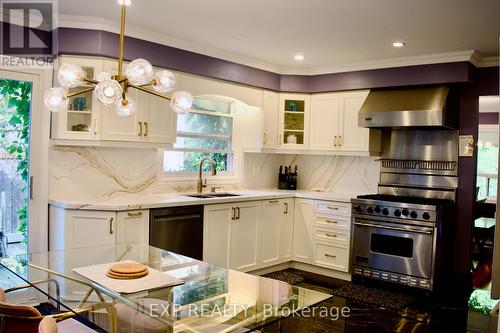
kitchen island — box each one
[1,243,332,332]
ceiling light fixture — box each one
[392,41,406,48]
[44,0,193,117]
[294,54,304,61]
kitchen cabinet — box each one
[51,56,103,142]
[203,203,234,267]
[278,94,310,149]
[310,90,380,154]
[261,199,284,266]
[100,60,177,144]
[116,210,149,244]
[279,198,295,262]
[49,206,116,250]
[262,91,279,149]
[229,201,262,272]
[293,199,314,263]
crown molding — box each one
[55,15,500,75]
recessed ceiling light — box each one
[392,41,406,48]
[294,54,304,61]
[232,34,246,39]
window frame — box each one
[159,95,242,184]
[476,124,499,202]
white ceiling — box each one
[58,0,500,73]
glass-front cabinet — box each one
[278,94,310,149]
[51,56,103,141]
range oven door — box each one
[352,218,435,279]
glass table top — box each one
[1,243,332,332]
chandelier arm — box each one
[82,78,99,85]
[67,86,95,98]
[129,84,172,101]
[117,4,127,78]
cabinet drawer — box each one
[313,227,349,244]
[315,201,350,216]
[313,242,349,271]
[314,214,350,230]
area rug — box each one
[333,283,414,310]
[264,271,305,285]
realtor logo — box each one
[1,1,57,56]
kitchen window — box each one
[163,97,234,175]
[477,124,499,201]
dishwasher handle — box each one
[153,214,202,222]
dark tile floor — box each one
[262,269,473,333]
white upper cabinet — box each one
[51,56,103,142]
[309,90,380,154]
[142,92,177,144]
[310,93,341,150]
[262,91,279,149]
[278,94,310,150]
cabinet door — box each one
[339,90,370,152]
[51,56,102,141]
[203,204,233,267]
[230,201,262,272]
[293,199,314,263]
[143,84,178,144]
[116,210,149,244]
[278,94,310,149]
[100,60,143,142]
[260,200,282,267]
[310,93,341,150]
[280,198,295,262]
[262,91,279,149]
[68,210,116,249]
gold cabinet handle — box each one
[284,202,288,214]
[269,200,279,204]
[326,219,338,224]
[327,206,339,210]
[109,217,114,234]
[334,136,338,147]
[324,254,336,258]
[279,134,282,144]
[263,133,267,144]
[127,211,143,217]
[144,122,148,137]
[93,119,98,135]
[138,122,143,136]
[326,233,337,238]
[236,207,240,220]
[339,136,343,146]
[231,207,236,220]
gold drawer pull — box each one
[326,233,337,237]
[269,200,279,204]
[324,254,336,258]
[326,219,338,224]
[138,122,143,136]
[127,211,143,217]
[327,206,339,210]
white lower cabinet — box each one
[261,199,294,266]
[116,210,149,244]
[230,201,262,271]
[203,203,234,267]
[313,242,349,271]
[293,199,314,263]
[279,198,294,262]
[49,206,149,250]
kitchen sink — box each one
[183,193,241,199]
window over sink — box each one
[163,96,234,175]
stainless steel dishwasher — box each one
[149,205,203,260]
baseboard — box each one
[249,261,352,282]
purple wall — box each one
[57,27,474,93]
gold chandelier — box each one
[44,0,193,117]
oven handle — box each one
[353,221,433,234]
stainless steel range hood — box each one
[358,86,456,129]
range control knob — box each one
[374,206,382,214]
[355,206,363,213]
[402,209,410,217]
[382,208,389,216]
[422,212,431,220]
[394,209,402,217]
[367,207,374,214]
[410,211,418,219]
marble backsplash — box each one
[49,146,379,200]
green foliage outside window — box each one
[476,145,498,199]
[0,79,31,243]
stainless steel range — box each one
[351,194,453,290]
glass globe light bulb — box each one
[94,72,112,82]
[94,79,123,105]
[170,91,193,114]
[57,63,86,88]
[44,87,68,112]
[114,96,136,118]
[152,70,176,93]
[125,58,154,85]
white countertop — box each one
[49,189,361,211]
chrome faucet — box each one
[197,158,217,194]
